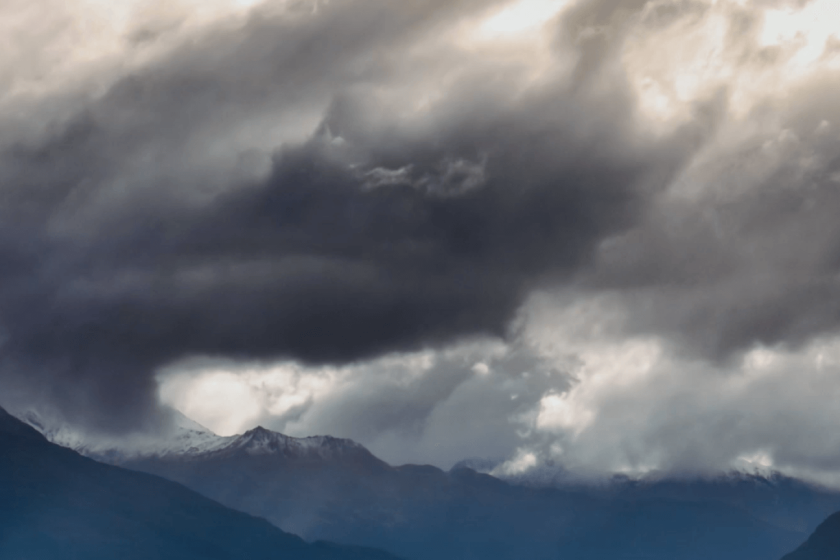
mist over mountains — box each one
[17,407,837,560]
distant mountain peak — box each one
[228,425,369,460]
[234,426,293,455]
[245,425,271,435]
[238,425,286,446]
[12,407,375,465]
[169,408,215,434]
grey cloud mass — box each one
[5,0,840,480]
[590,76,840,360]
[0,0,690,431]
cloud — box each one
[506,291,840,485]
[474,0,840,482]
[158,339,568,467]
[589,77,840,359]
[0,0,689,432]
[5,0,840,483]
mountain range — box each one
[17,408,833,560]
[0,406,399,560]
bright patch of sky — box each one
[479,0,569,37]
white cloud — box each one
[621,0,840,130]
[479,0,569,37]
[513,292,840,484]
[157,340,569,467]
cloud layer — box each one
[0,0,684,429]
[4,0,840,480]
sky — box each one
[3,0,840,484]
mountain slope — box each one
[17,407,236,459]
[97,424,804,560]
[781,511,840,560]
[0,407,398,560]
[488,463,840,536]
[606,472,840,536]
[16,410,811,560]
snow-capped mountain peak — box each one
[13,407,371,464]
[232,426,296,455]
[221,425,368,459]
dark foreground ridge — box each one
[0,407,399,560]
[782,511,840,560]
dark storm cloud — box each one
[0,0,691,430]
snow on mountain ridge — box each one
[228,425,367,458]
[14,408,368,463]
